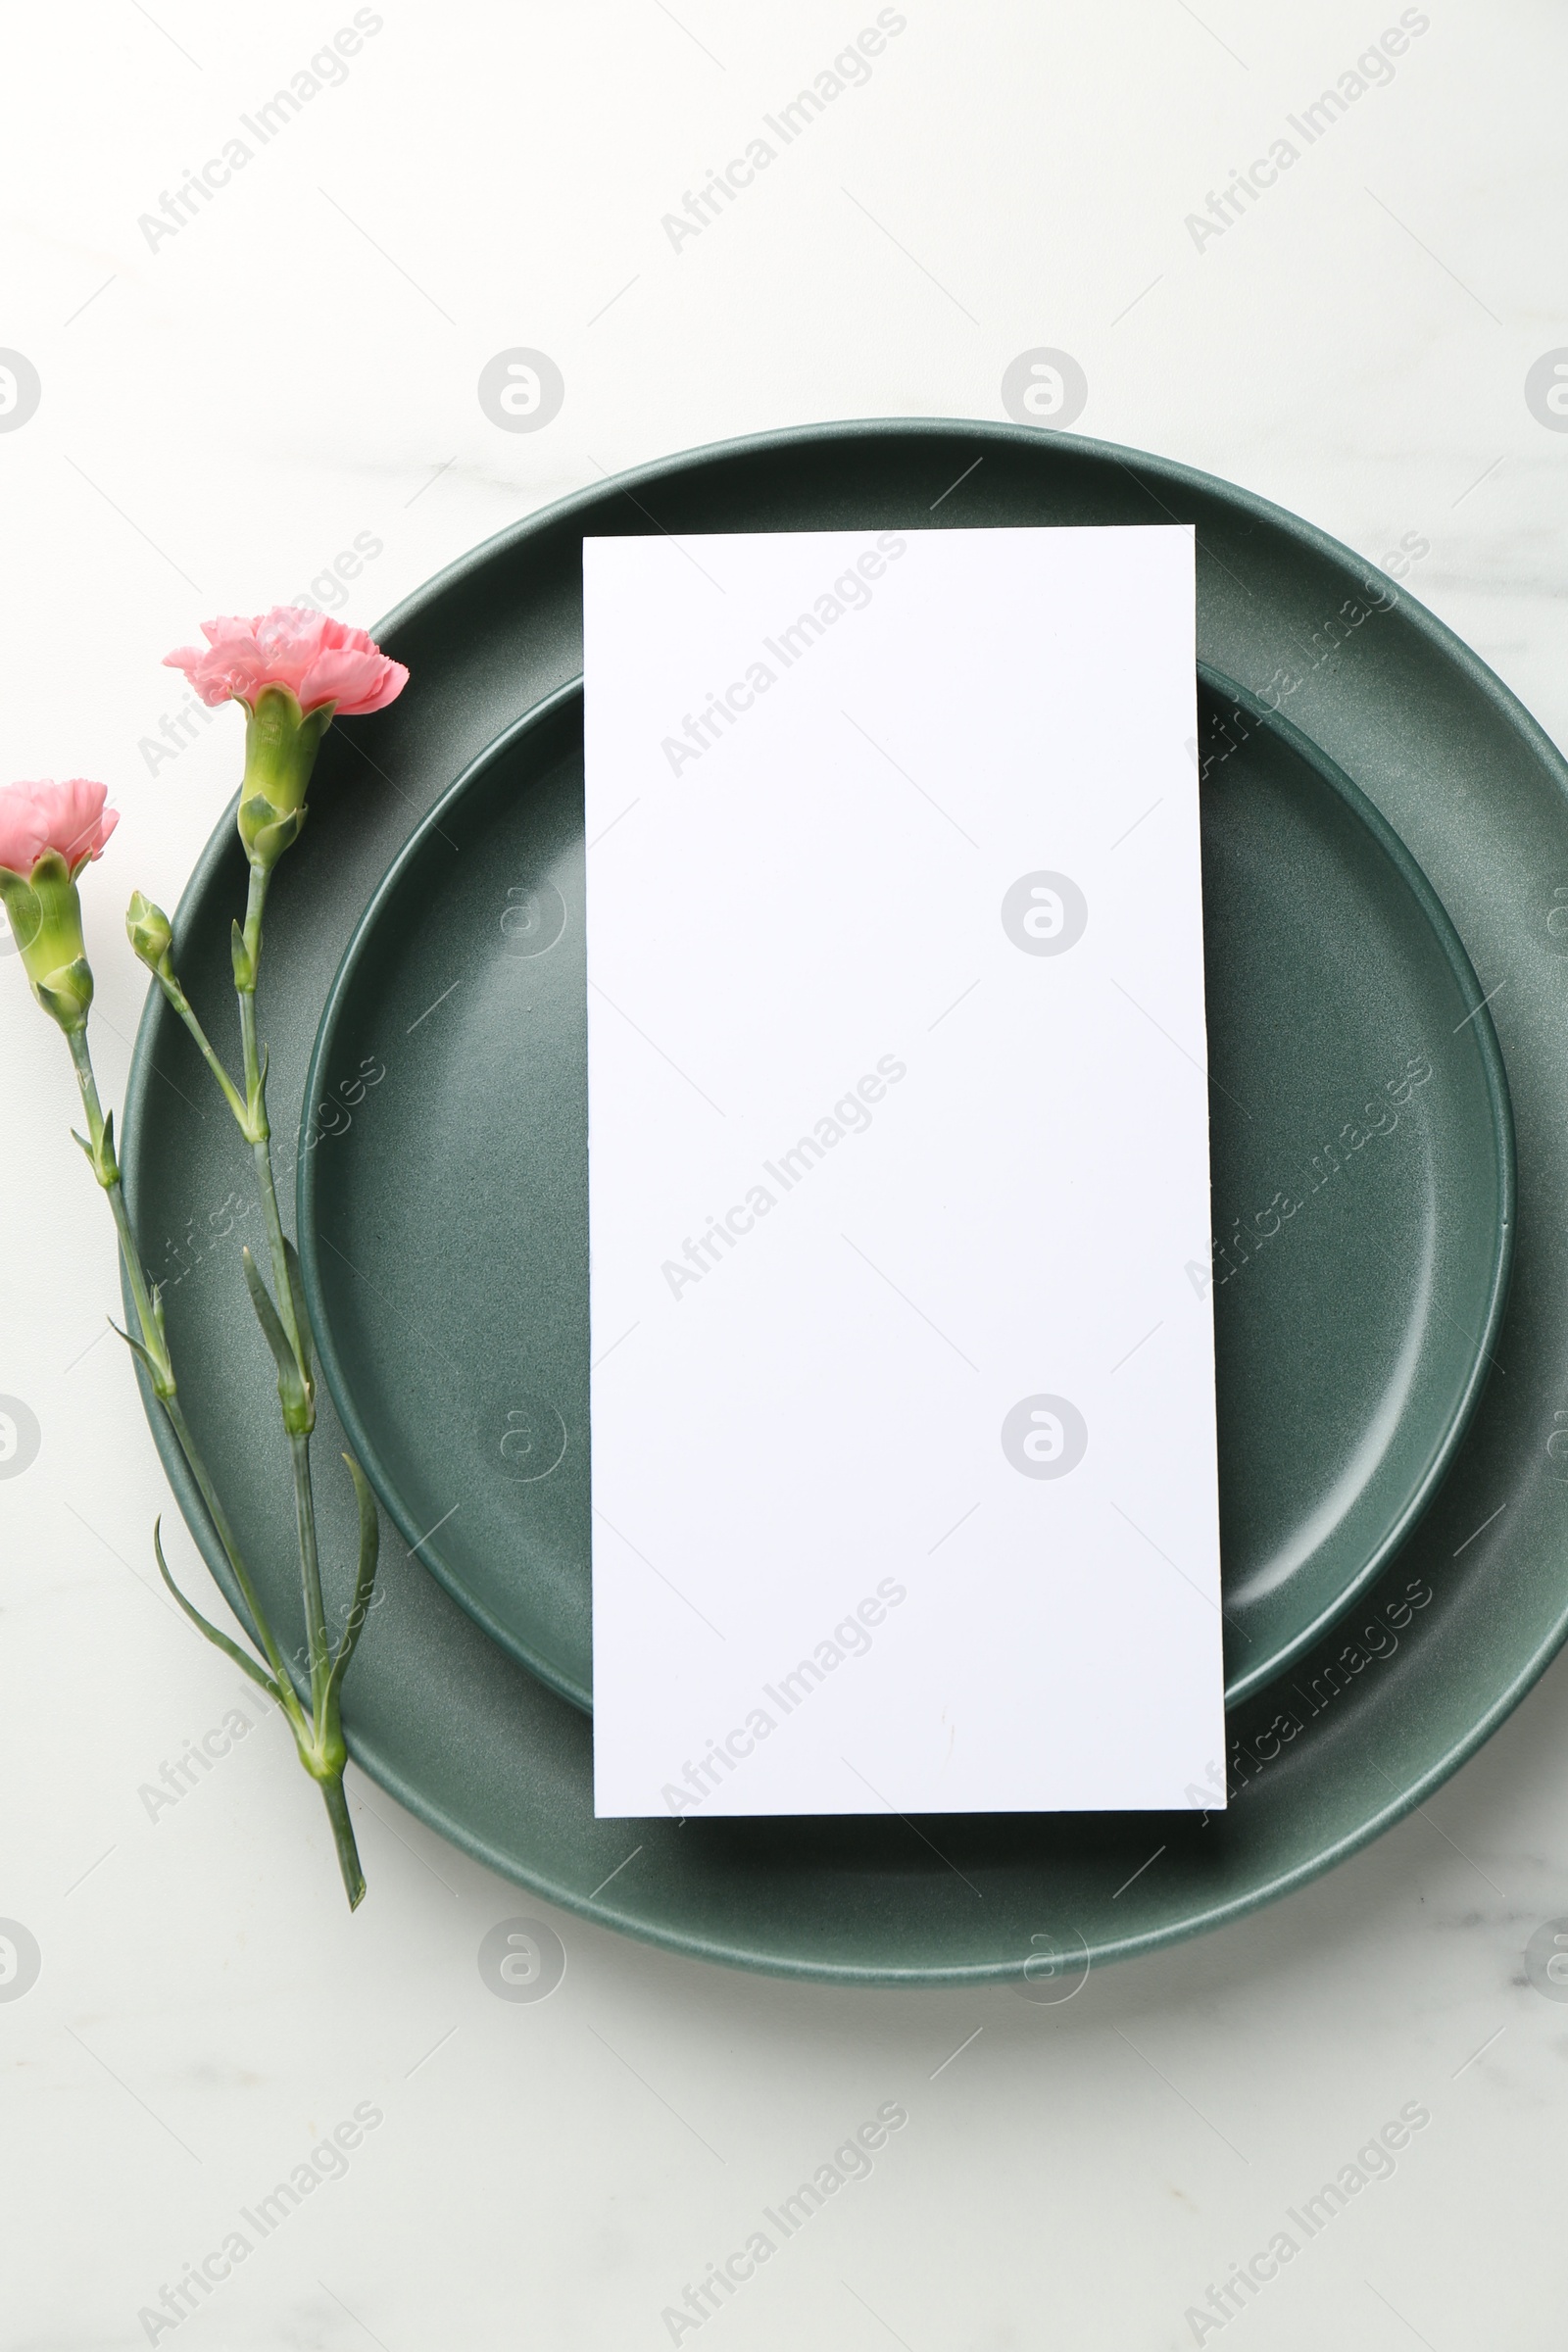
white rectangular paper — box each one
[583,523,1224,1819]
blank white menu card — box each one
[583,523,1225,1819]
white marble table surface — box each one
[3,2,1566,2344]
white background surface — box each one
[585,525,1224,1818]
[2,2,1566,2344]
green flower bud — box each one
[125,891,174,978]
[0,852,94,1034]
[237,685,334,875]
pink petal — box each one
[0,778,117,875]
[337,657,409,715]
[160,608,408,721]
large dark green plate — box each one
[122,422,1567,1983]
[294,670,1510,1715]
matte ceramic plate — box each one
[122,422,1568,1984]
[295,670,1510,1714]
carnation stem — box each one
[76,885,369,1909]
[234,867,330,1674]
[317,1763,367,1911]
[231,858,366,1908]
[291,1432,331,1713]
[153,978,249,1128]
[68,1030,161,1352]
[66,1028,297,1699]
[237,871,307,1355]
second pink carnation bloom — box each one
[0,777,118,880]
[164,608,409,718]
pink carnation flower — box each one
[163,608,409,718]
[0,778,119,878]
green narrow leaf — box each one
[152,1518,282,1703]
[241,1244,294,1380]
[282,1236,315,1373]
[109,1317,172,1398]
[241,1245,311,1429]
[326,1453,381,1693]
[110,1317,156,1377]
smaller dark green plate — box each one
[297,669,1512,1714]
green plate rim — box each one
[298,683,591,1707]
[1196,661,1515,1694]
